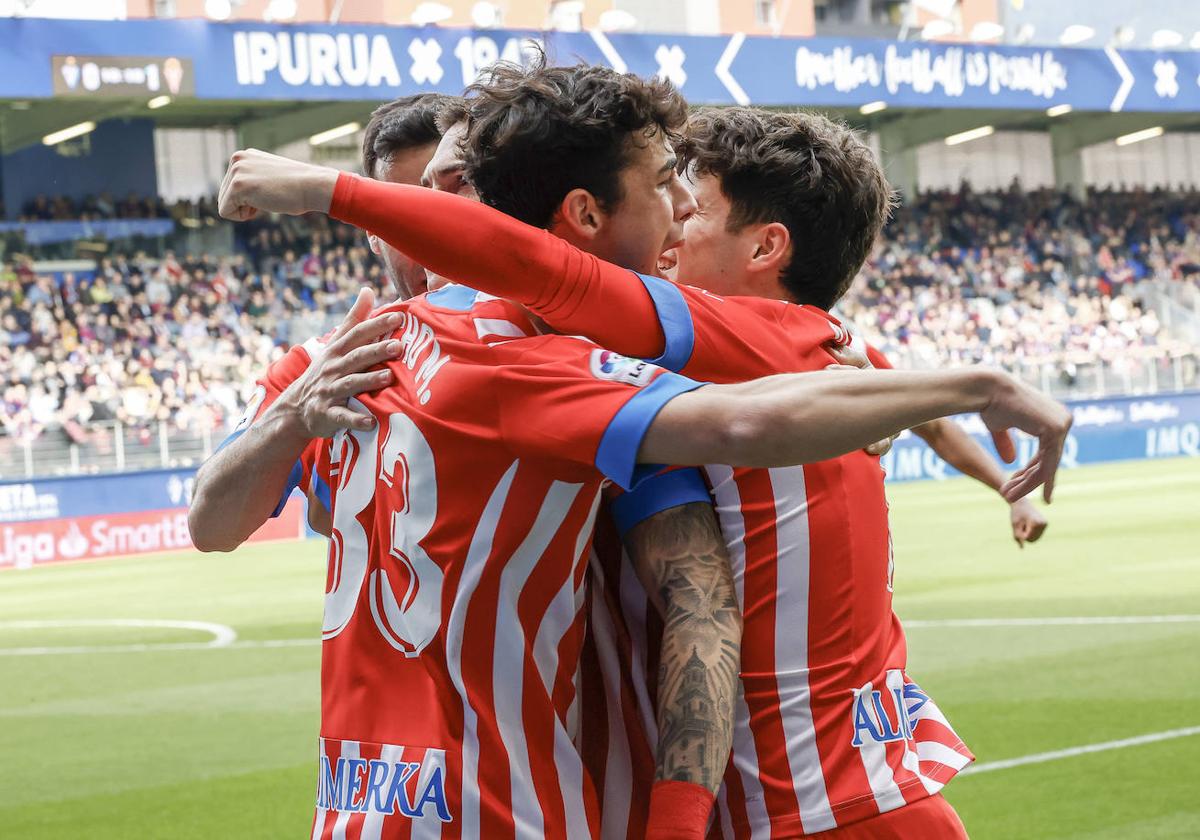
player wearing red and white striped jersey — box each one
[256,285,716,840]
[200,92,747,838]
[282,115,1071,838]
[214,103,1070,840]
[299,287,696,840]
[190,95,457,553]
[199,83,750,840]
[572,291,975,838]
[203,270,1024,840]
[208,282,732,840]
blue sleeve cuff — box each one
[312,475,332,513]
[214,428,303,519]
[214,428,245,454]
[596,371,705,492]
[270,458,305,518]
[635,273,695,372]
[610,468,712,538]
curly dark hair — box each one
[680,107,896,310]
[433,96,469,135]
[460,58,688,228]
[361,94,454,179]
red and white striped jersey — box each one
[580,277,974,838]
[316,173,973,835]
[234,284,702,840]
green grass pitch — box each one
[1,457,1197,839]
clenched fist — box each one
[218,148,341,221]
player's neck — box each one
[736,269,796,305]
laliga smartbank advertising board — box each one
[0,468,304,570]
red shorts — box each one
[807,794,968,839]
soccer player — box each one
[239,64,1073,838]
[191,94,454,550]
[198,89,750,834]
[593,107,1051,837]
[668,107,1048,548]
[657,110,1047,548]
[361,94,452,300]
[222,139,1067,840]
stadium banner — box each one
[882,389,1200,483]
[0,467,305,569]
[1,17,1199,112]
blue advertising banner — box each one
[881,390,1200,483]
[1,17,1199,112]
[0,467,195,524]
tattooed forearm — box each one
[626,501,742,793]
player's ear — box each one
[553,188,603,241]
[367,233,383,256]
[748,221,792,276]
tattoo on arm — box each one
[626,501,742,793]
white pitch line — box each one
[961,726,1200,776]
[0,637,319,656]
[0,618,238,655]
[5,616,1198,655]
[905,615,1200,628]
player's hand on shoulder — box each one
[218,148,339,221]
[1010,498,1048,548]
[275,288,404,439]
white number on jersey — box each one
[325,400,443,656]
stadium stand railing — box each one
[0,419,214,480]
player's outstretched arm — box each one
[189,295,401,552]
[625,502,741,838]
[913,418,1049,547]
[640,368,1072,504]
[218,150,669,358]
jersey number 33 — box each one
[324,399,443,657]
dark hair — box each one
[461,58,688,227]
[434,96,469,135]
[361,94,454,178]
[680,107,896,310]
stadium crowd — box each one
[840,185,1199,372]
[0,215,384,447]
[2,183,1198,447]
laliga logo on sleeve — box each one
[234,385,268,434]
[589,350,658,387]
